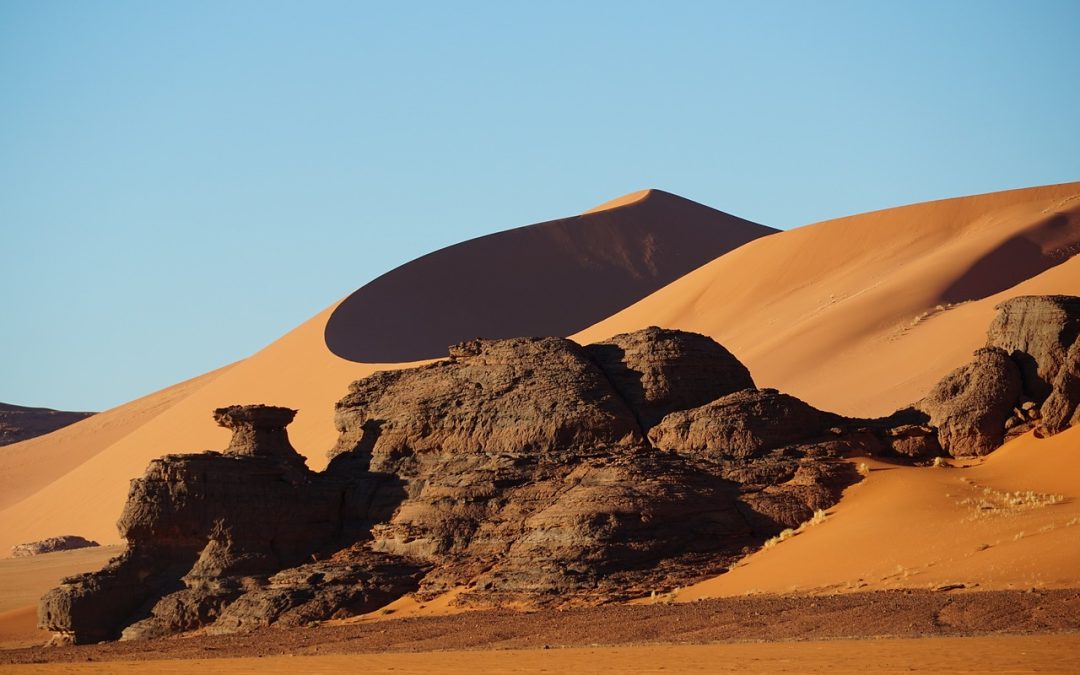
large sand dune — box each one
[0,191,770,552]
[574,181,1080,416]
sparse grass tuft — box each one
[957,484,1065,519]
[763,510,829,549]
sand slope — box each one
[575,181,1080,416]
[677,427,1080,599]
[0,191,768,553]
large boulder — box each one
[647,388,842,461]
[1041,339,1080,434]
[986,295,1080,402]
[915,348,1023,457]
[585,326,755,430]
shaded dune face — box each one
[324,190,775,363]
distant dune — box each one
[0,403,93,448]
[0,183,1077,556]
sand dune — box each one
[0,367,232,513]
[0,191,769,553]
[574,182,1080,416]
[676,427,1080,599]
[324,189,773,362]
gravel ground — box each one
[3,589,1079,665]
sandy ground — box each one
[677,428,1080,598]
[4,589,1079,669]
[0,546,119,649]
[4,633,1079,674]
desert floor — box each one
[2,633,1078,674]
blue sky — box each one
[2,1,1078,411]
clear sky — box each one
[2,1,1079,411]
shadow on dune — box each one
[941,210,1080,305]
[325,190,775,363]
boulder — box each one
[986,295,1080,402]
[585,326,755,430]
[647,388,842,460]
[916,348,1023,457]
[10,535,99,558]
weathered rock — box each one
[986,295,1080,401]
[916,348,1023,457]
[39,405,378,643]
[647,388,842,461]
[585,326,755,430]
[10,535,99,558]
[1041,339,1080,435]
[51,295,1080,645]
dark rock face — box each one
[0,403,94,446]
[10,535,99,558]
[39,296,1080,643]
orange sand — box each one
[575,182,1080,417]
[676,428,1080,599]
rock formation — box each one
[10,536,99,558]
[39,296,1080,643]
[0,403,94,446]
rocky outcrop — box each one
[0,403,94,446]
[10,536,99,558]
[39,296,1080,643]
[40,405,424,644]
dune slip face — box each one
[34,295,1080,645]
